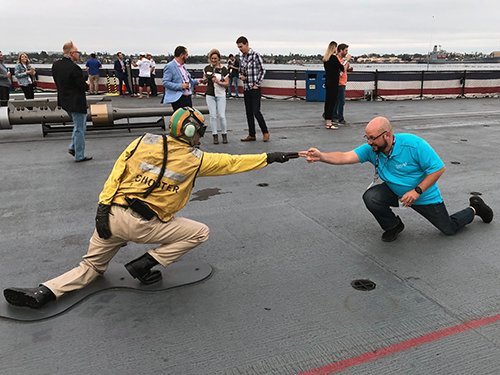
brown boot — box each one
[222,134,228,144]
[263,133,270,142]
[241,135,256,142]
[213,134,219,144]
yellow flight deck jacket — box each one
[98,133,268,222]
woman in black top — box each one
[323,41,344,129]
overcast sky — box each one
[3,0,499,56]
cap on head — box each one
[169,107,206,146]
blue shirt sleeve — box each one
[353,143,375,165]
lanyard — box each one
[367,135,396,190]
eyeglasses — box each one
[70,50,80,54]
[364,131,387,142]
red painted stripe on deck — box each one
[298,313,500,375]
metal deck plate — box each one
[0,261,212,322]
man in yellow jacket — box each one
[4,107,298,309]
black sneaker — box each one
[470,196,493,223]
[382,216,405,242]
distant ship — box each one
[428,45,500,64]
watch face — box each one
[415,187,423,194]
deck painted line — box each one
[392,110,500,119]
[298,313,500,375]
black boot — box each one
[213,134,219,144]
[125,253,162,285]
[222,134,228,144]
[4,285,56,309]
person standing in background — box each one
[323,41,344,130]
[162,46,203,111]
[203,49,229,144]
[132,53,151,99]
[0,51,12,106]
[147,53,157,97]
[85,53,102,95]
[237,36,269,142]
[114,52,133,97]
[226,54,239,98]
[52,41,92,162]
[332,44,352,125]
[14,53,36,101]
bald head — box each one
[364,117,393,155]
[366,117,392,135]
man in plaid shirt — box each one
[236,36,270,142]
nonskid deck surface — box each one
[1,94,500,374]
[0,261,212,322]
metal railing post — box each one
[420,71,425,99]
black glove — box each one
[95,204,112,239]
[266,152,299,164]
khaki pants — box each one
[89,74,100,94]
[43,206,210,298]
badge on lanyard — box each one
[366,136,396,191]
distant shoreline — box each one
[7,62,500,72]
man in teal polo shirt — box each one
[299,116,493,242]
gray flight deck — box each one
[1,92,500,375]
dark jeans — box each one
[227,76,239,97]
[333,85,346,121]
[0,86,9,106]
[171,95,192,112]
[150,73,157,96]
[21,84,35,109]
[21,84,35,99]
[117,73,132,95]
[363,183,475,235]
[243,87,268,137]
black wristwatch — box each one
[414,186,423,195]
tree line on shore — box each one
[2,50,497,65]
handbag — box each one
[31,71,38,88]
[29,65,37,88]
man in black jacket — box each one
[114,52,133,97]
[52,41,92,162]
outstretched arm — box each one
[299,148,360,165]
[198,152,299,177]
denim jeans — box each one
[333,85,346,121]
[205,95,227,135]
[227,76,239,97]
[68,112,87,161]
[362,183,475,235]
[243,87,268,137]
